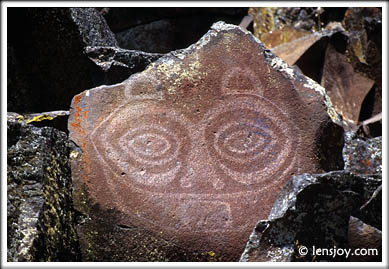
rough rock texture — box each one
[8,8,161,113]
[249,7,348,43]
[7,116,81,261]
[68,22,344,261]
[348,216,382,262]
[7,7,114,113]
[343,134,382,230]
[321,43,375,129]
[343,8,382,137]
[253,7,382,136]
[8,111,70,134]
[69,8,118,47]
[240,171,381,262]
[84,46,164,86]
[271,27,345,69]
[343,135,382,175]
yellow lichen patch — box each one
[156,54,207,95]
[351,37,367,64]
[17,115,25,122]
[70,150,80,160]
[207,251,216,257]
[26,114,54,123]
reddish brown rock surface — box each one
[348,216,382,262]
[69,22,343,261]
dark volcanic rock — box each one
[101,7,248,53]
[343,135,382,175]
[84,46,164,85]
[249,7,348,43]
[7,7,117,113]
[115,19,176,53]
[240,171,381,262]
[8,8,159,114]
[342,134,382,230]
[7,117,81,261]
[69,8,118,47]
[100,7,248,32]
[342,8,382,136]
[68,22,343,261]
[8,111,70,134]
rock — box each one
[342,8,382,137]
[69,8,118,47]
[321,43,375,130]
[240,171,381,262]
[69,22,344,261]
[84,46,164,85]
[101,7,248,53]
[8,8,159,114]
[248,7,348,42]
[348,216,382,262]
[343,135,382,175]
[260,26,312,50]
[7,117,81,261]
[271,28,343,67]
[8,111,70,134]
[343,134,382,230]
[7,42,36,114]
[100,7,248,32]
[7,7,116,113]
[248,7,316,40]
[115,19,176,53]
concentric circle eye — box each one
[120,126,179,167]
[91,104,189,187]
[205,94,296,185]
[215,111,273,164]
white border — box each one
[1,1,387,268]
[1,1,388,8]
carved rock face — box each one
[69,22,342,261]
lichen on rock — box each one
[7,117,81,261]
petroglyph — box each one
[204,94,296,185]
[91,102,190,188]
[69,22,343,261]
[177,200,233,231]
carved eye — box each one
[205,94,296,185]
[215,112,273,164]
[91,103,189,187]
[120,126,179,167]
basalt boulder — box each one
[69,22,344,261]
[7,114,81,261]
[240,132,382,262]
[7,8,162,113]
[240,171,382,262]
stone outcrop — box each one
[240,133,382,262]
[68,22,344,261]
[7,115,81,261]
[84,46,164,86]
[348,216,382,262]
[240,171,381,262]
[7,7,163,113]
[101,7,248,53]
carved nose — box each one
[180,149,224,190]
